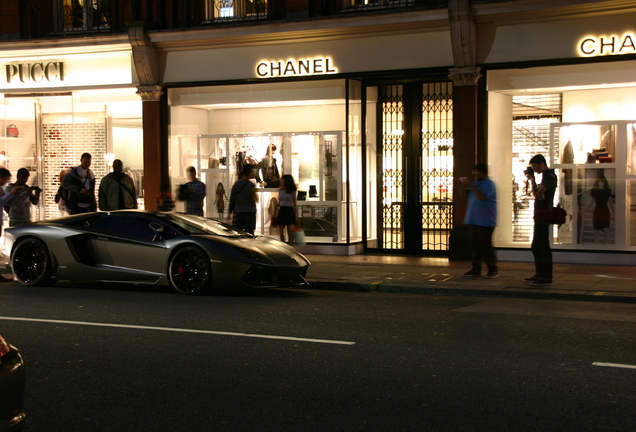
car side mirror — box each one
[149,222,164,241]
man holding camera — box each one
[525,154,557,287]
[5,168,42,227]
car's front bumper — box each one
[241,264,310,288]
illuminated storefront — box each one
[0,42,143,221]
[169,80,362,250]
[486,12,636,264]
[163,29,455,254]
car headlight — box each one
[292,253,310,266]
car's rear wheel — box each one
[11,238,52,286]
[168,246,212,294]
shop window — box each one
[168,80,359,246]
[510,94,562,243]
[60,0,110,31]
[2,89,142,224]
[551,122,630,248]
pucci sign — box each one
[256,57,338,78]
[0,51,133,91]
[5,62,65,84]
[579,34,636,57]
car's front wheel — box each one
[11,238,52,286]
[168,246,213,295]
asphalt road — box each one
[1,282,635,432]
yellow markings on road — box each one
[593,292,606,296]
[370,281,383,291]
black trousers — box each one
[468,225,497,270]
[69,206,95,215]
[531,221,553,279]
[235,212,256,235]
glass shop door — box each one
[371,81,454,254]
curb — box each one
[306,279,636,304]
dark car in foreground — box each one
[4,211,310,295]
[0,334,26,432]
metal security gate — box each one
[376,82,453,253]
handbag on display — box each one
[6,124,19,138]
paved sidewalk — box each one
[303,254,636,303]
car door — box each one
[87,214,167,282]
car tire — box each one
[11,237,53,286]
[168,246,213,295]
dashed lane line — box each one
[592,362,636,370]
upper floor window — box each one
[205,0,267,20]
[62,0,110,31]
[341,0,439,9]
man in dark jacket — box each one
[98,159,138,211]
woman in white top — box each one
[276,174,298,245]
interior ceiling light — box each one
[183,99,345,110]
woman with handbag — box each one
[276,174,299,245]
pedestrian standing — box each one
[55,169,69,216]
[230,164,258,234]
[524,154,557,287]
[461,163,498,279]
[5,168,42,227]
[0,168,12,212]
[275,174,299,245]
[98,159,138,211]
[63,153,97,214]
[184,166,206,216]
[0,168,16,282]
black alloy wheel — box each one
[12,238,52,286]
[168,246,213,294]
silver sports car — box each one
[3,211,310,294]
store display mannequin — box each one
[585,175,614,244]
[214,182,227,218]
[260,143,281,188]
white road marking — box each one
[0,316,355,346]
[592,362,636,370]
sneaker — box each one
[463,269,481,277]
[486,270,499,279]
[529,278,552,287]
[524,275,540,283]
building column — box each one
[448,67,482,260]
[137,85,165,211]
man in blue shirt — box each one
[461,163,498,278]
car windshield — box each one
[160,213,251,237]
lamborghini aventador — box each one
[3,211,310,295]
